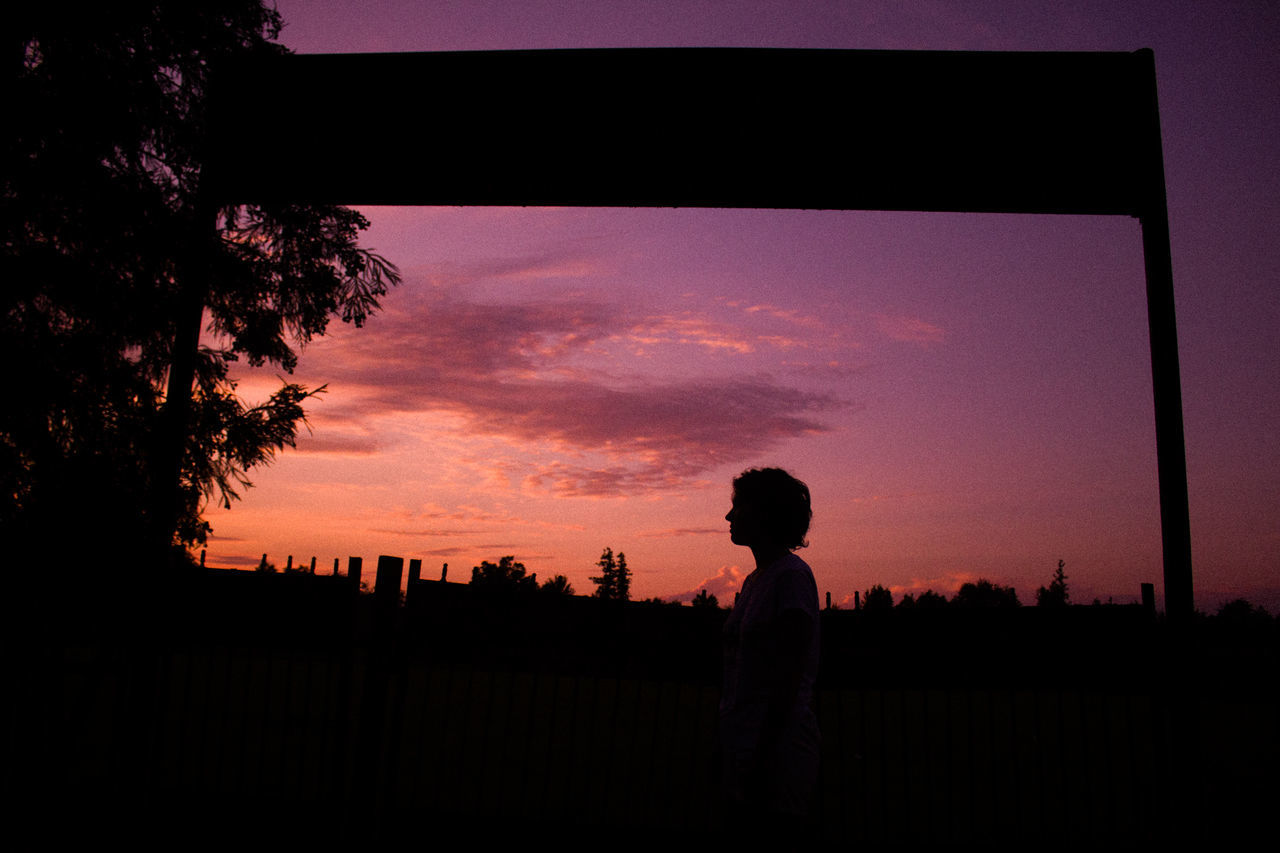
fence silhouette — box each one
[13,557,1274,846]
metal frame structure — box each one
[206,48,1191,618]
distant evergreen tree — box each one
[616,552,630,601]
[691,589,719,609]
[1035,560,1070,608]
[590,547,631,601]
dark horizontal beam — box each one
[206,48,1153,215]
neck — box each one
[749,543,788,572]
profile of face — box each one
[725,493,764,548]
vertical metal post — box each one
[1135,49,1194,622]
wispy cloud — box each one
[295,434,382,456]
[418,546,482,557]
[624,312,758,354]
[418,251,606,289]
[876,314,945,344]
[210,553,264,567]
[638,527,723,538]
[368,528,485,537]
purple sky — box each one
[202,1,1279,612]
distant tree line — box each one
[463,547,727,608]
[244,549,1274,625]
[857,564,1062,612]
[469,555,576,598]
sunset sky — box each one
[201,1,1279,613]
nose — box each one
[725,508,733,522]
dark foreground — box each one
[7,567,1275,849]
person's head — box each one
[726,467,812,550]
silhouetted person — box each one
[720,467,820,846]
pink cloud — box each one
[624,312,757,353]
[295,273,844,495]
[888,571,983,599]
[667,564,748,604]
[742,303,824,329]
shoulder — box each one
[772,553,818,612]
[776,552,815,584]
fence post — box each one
[333,557,340,576]
[406,559,422,608]
[375,556,404,613]
[310,556,316,574]
[349,556,363,591]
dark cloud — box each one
[417,546,478,557]
[211,554,267,567]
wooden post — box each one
[309,556,316,574]
[333,557,340,576]
[286,555,293,572]
[1141,583,1156,617]
[405,558,423,608]
[349,556,363,590]
[375,556,404,612]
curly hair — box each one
[732,467,812,550]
